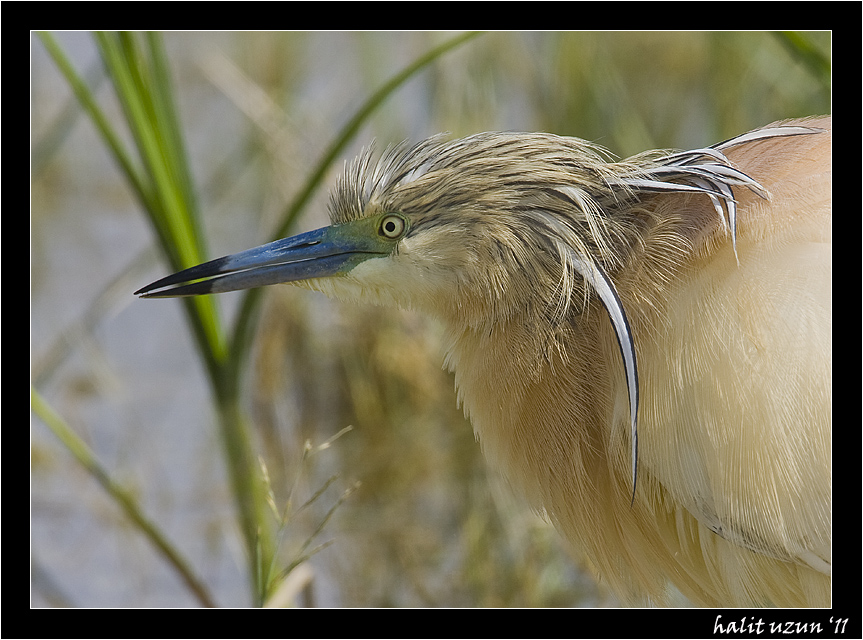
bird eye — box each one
[379,214,406,239]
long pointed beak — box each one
[135,225,383,298]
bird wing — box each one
[639,117,831,576]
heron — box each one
[137,116,831,607]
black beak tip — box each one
[135,280,218,298]
[135,256,234,298]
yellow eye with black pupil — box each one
[379,215,405,239]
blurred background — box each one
[31,31,830,607]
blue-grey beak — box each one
[135,219,398,298]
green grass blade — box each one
[36,32,153,212]
[91,34,270,590]
[31,389,218,608]
[94,33,196,266]
[146,32,204,247]
[93,31,227,366]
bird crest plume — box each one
[327,125,821,495]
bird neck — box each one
[440,304,628,509]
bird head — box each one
[136,132,634,331]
